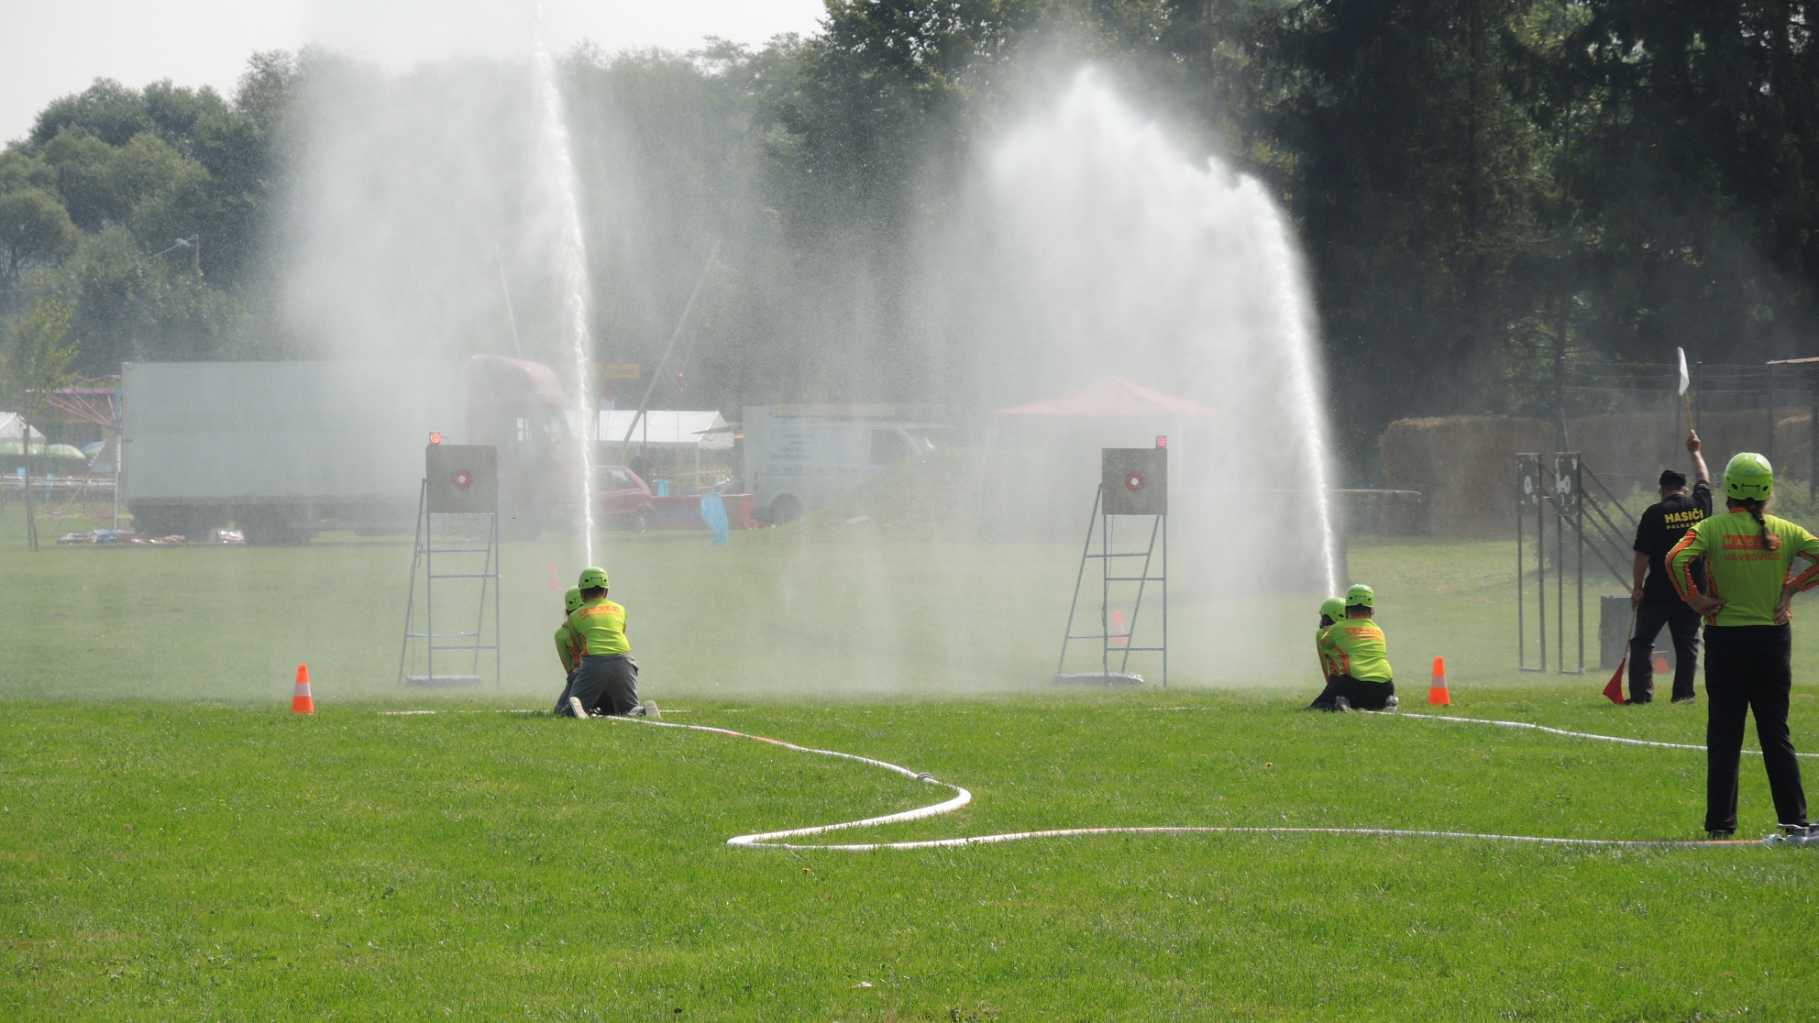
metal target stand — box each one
[1055,447,1169,686]
[398,442,502,688]
[1517,451,1638,675]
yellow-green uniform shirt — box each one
[1315,625,1338,677]
[1667,511,1819,626]
[566,598,631,657]
[1318,619,1393,683]
[553,621,581,673]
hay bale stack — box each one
[1379,416,1551,534]
[1561,413,1677,493]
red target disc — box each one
[453,470,473,490]
[1125,471,1145,492]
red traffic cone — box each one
[1110,609,1129,648]
[1427,656,1452,706]
[291,663,316,715]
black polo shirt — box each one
[1634,481,1712,603]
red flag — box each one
[1602,657,1626,704]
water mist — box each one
[531,22,598,563]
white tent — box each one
[595,410,733,451]
[0,412,46,442]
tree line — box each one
[4,1,1816,468]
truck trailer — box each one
[740,404,943,523]
[122,356,572,543]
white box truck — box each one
[740,404,943,523]
[122,356,573,543]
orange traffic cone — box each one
[1427,656,1452,706]
[1110,609,1130,648]
[291,663,316,715]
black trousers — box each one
[1703,624,1807,833]
[1629,599,1700,702]
[558,655,640,717]
[1308,675,1395,710]
[551,669,578,715]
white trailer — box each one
[740,404,941,523]
[122,357,571,543]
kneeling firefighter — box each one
[550,587,585,714]
[1309,584,1396,712]
[1314,597,1345,684]
[558,566,645,717]
[1667,452,1819,839]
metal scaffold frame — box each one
[398,446,502,688]
[1055,448,1170,686]
[1516,451,1637,676]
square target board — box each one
[1103,448,1167,516]
[426,444,498,514]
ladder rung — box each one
[405,631,480,639]
[1104,576,1165,582]
[1085,553,1151,559]
[1120,645,1167,652]
[428,644,498,651]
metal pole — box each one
[1516,469,1525,671]
[1055,485,1102,677]
[620,240,723,449]
[1538,493,1548,672]
[1556,487,1565,674]
[426,503,435,685]
[1161,512,1168,687]
[111,400,123,533]
[1118,513,1162,675]
[397,479,426,685]
[493,509,503,688]
[1102,509,1112,680]
[472,512,492,678]
[1576,460,1585,673]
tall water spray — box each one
[948,68,1339,621]
[531,34,598,562]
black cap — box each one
[1659,469,1687,489]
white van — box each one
[740,405,941,522]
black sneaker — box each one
[1382,694,1399,711]
[1706,828,1736,840]
[1671,695,1695,704]
[1333,696,1352,713]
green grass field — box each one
[5,502,1819,1020]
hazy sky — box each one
[2,0,827,142]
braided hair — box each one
[1740,498,1779,552]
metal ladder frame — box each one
[1055,484,1169,686]
[397,477,502,687]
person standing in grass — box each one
[551,587,585,715]
[1308,585,1397,712]
[1668,452,1819,839]
[560,566,647,718]
[1628,429,1712,704]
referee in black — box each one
[1629,429,1712,703]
